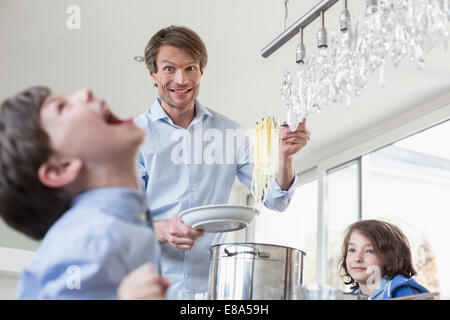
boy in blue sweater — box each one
[340,219,429,299]
[0,87,168,299]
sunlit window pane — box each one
[327,162,359,288]
[362,120,450,299]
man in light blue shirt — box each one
[137,26,311,299]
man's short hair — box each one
[144,25,208,73]
[0,87,70,240]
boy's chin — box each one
[119,140,142,157]
[125,126,146,145]
[135,130,146,145]
[100,139,143,163]
[352,276,368,284]
[120,130,146,149]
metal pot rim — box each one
[211,242,306,255]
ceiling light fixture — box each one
[268,0,449,130]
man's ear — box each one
[38,157,83,188]
[150,71,158,88]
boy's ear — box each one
[38,157,83,188]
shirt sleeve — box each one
[137,150,149,191]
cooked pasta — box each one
[251,117,279,208]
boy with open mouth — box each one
[0,87,168,299]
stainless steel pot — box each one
[208,242,306,300]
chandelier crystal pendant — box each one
[340,0,351,32]
[275,0,450,131]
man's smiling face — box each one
[151,45,203,111]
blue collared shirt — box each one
[353,277,390,300]
[135,98,298,299]
[371,277,391,300]
[16,188,160,299]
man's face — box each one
[40,88,144,168]
[151,45,203,110]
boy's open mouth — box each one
[104,110,133,125]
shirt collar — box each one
[149,98,213,125]
[352,276,390,299]
[194,99,214,119]
[71,187,149,225]
[149,98,170,122]
[371,276,391,300]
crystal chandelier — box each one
[266,0,450,132]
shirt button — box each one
[184,274,189,279]
[190,188,195,192]
[139,213,147,222]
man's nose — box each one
[174,70,188,85]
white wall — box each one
[0,276,19,300]
[0,247,34,300]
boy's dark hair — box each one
[144,25,208,73]
[339,219,417,290]
[0,87,70,240]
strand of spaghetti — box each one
[251,117,278,210]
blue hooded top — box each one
[353,274,429,299]
[383,274,429,299]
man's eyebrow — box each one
[160,59,197,66]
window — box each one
[326,161,359,288]
[362,120,450,298]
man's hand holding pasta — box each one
[279,118,310,160]
[275,118,310,191]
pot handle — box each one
[223,245,270,258]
